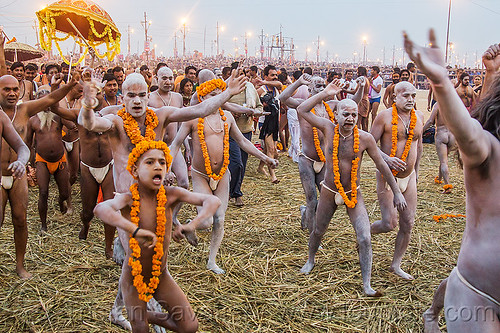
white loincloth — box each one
[81,160,113,184]
[191,166,220,191]
[454,267,500,307]
[299,152,324,174]
[1,176,13,190]
[320,180,360,206]
[63,138,80,152]
[385,170,415,193]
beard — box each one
[37,111,55,130]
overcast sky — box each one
[1,0,500,67]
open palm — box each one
[403,30,448,84]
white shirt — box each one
[369,75,383,99]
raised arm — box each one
[50,103,78,122]
[404,30,490,167]
[481,43,500,96]
[23,74,79,118]
[364,134,407,212]
[94,193,156,248]
[1,112,29,178]
[164,69,246,123]
[278,74,311,108]
[77,80,114,133]
[383,86,391,108]
[296,80,341,134]
[351,77,366,104]
[0,31,6,76]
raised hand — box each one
[298,73,312,86]
[403,30,448,84]
[0,27,4,46]
[51,73,64,88]
[482,43,500,73]
[81,79,100,109]
[226,68,247,96]
[324,78,342,96]
[356,76,366,87]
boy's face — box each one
[133,149,167,190]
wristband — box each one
[132,227,140,238]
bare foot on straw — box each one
[16,266,32,280]
[300,260,315,274]
[109,308,132,331]
[390,265,414,280]
[207,262,225,274]
[364,287,383,297]
[271,177,280,184]
[423,309,442,333]
[235,196,244,207]
[441,188,452,194]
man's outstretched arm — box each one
[164,69,246,123]
[404,30,491,167]
[278,74,311,108]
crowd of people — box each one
[0,26,499,332]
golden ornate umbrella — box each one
[4,42,45,62]
[36,0,121,64]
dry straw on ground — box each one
[0,144,465,332]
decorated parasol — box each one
[36,0,121,65]
[4,42,45,62]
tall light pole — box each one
[306,47,311,62]
[127,25,134,56]
[141,12,152,62]
[445,0,452,64]
[244,31,251,58]
[216,22,224,57]
[362,36,367,65]
[233,37,238,58]
[181,18,187,59]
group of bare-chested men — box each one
[1,24,499,331]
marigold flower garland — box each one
[390,104,417,176]
[196,79,230,181]
[196,79,226,98]
[128,183,167,302]
[443,184,453,191]
[434,176,443,184]
[127,140,173,177]
[433,214,465,223]
[332,125,360,208]
[311,101,335,163]
[118,107,158,145]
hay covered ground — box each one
[0,92,466,332]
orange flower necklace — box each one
[118,107,159,145]
[128,182,167,303]
[311,101,335,162]
[390,104,417,176]
[196,79,230,181]
[332,124,360,208]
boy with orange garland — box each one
[95,140,221,332]
[169,78,279,274]
[297,79,407,296]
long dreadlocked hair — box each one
[471,73,500,141]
